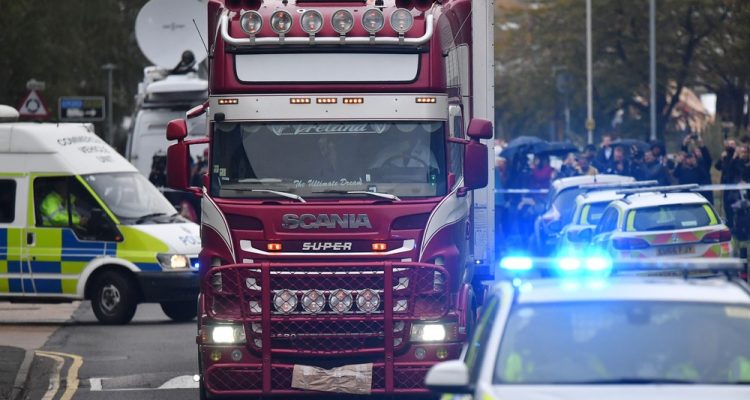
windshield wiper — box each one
[250,189,306,203]
[313,190,401,201]
[569,378,698,384]
[135,212,167,224]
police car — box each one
[0,106,201,324]
[558,181,658,252]
[426,256,750,399]
[534,175,635,254]
[588,185,732,259]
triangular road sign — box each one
[18,90,49,118]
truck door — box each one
[27,176,114,296]
[0,176,25,295]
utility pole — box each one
[101,63,117,144]
[649,0,657,141]
[585,0,594,144]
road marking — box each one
[159,375,200,389]
[35,352,63,400]
[36,351,83,400]
[88,374,199,391]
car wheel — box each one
[91,271,138,324]
[161,301,197,322]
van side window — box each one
[34,177,96,228]
[0,180,16,223]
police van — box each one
[0,105,200,324]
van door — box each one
[0,176,26,296]
[28,175,117,297]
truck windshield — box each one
[494,301,750,385]
[211,121,447,199]
[83,172,178,224]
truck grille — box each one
[204,262,450,355]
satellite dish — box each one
[135,0,208,68]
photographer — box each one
[681,133,712,175]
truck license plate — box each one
[291,363,372,395]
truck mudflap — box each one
[201,261,456,395]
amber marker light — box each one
[316,98,337,104]
[289,98,311,104]
[218,98,239,105]
[372,243,388,251]
[343,97,364,104]
[415,97,437,103]
[267,243,282,251]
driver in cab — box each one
[40,180,89,228]
[369,130,438,170]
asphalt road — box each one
[24,302,198,400]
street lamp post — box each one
[649,0,657,142]
[101,63,117,145]
[585,0,594,144]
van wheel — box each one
[161,301,197,322]
[91,271,138,324]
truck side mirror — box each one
[166,141,192,192]
[166,118,188,141]
[462,140,488,192]
[466,118,493,140]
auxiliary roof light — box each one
[240,11,263,36]
[362,8,385,34]
[390,8,414,34]
[270,10,293,35]
[332,9,354,34]
[301,10,324,35]
[499,256,533,271]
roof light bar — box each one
[579,180,658,191]
[499,257,743,276]
[616,184,700,196]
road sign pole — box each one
[586,0,594,145]
[102,63,116,145]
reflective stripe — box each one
[580,205,590,225]
[626,211,636,232]
[703,204,718,225]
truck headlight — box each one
[410,323,457,342]
[157,253,190,270]
[210,324,246,344]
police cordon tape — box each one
[494,182,750,195]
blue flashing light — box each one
[585,256,611,272]
[558,257,582,272]
[194,262,201,269]
[500,256,533,271]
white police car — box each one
[426,256,750,399]
[589,185,732,259]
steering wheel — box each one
[383,154,429,169]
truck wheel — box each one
[161,301,197,322]
[91,271,138,325]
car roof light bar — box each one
[220,10,434,47]
[615,183,700,196]
[500,257,745,277]
[579,180,658,192]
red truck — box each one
[166,0,496,397]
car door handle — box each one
[27,232,35,246]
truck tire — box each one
[161,301,197,322]
[91,270,138,325]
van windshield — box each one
[83,172,177,224]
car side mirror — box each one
[466,118,493,140]
[577,227,593,243]
[166,118,188,141]
[461,140,488,193]
[425,360,473,394]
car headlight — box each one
[410,323,457,342]
[209,324,246,344]
[157,253,190,270]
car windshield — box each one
[582,201,609,225]
[631,204,715,231]
[210,121,447,199]
[495,301,750,384]
[83,172,177,223]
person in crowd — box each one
[601,146,632,176]
[681,134,712,175]
[716,139,738,227]
[558,153,580,178]
[635,150,674,185]
[673,152,713,202]
[594,134,615,171]
[529,155,554,189]
[578,154,598,176]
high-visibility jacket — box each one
[502,351,608,382]
[40,192,79,226]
